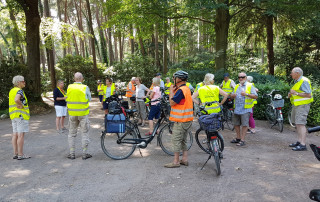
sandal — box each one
[231,138,241,143]
[17,154,31,160]
[180,160,189,166]
[236,141,246,146]
[13,154,18,159]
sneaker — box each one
[13,155,18,159]
[292,144,307,151]
[67,154,75,160]
[82,153,92,160]
[57,129,62,135]
[61,127,68,132]
[164,162,180,168]
[289,141,301,147]
[17,155,31,160]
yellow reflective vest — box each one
[66,83,89,116]
[9,87,30,120]
[198,85,221,114]
[150,79,163,90]
[290,76,313,106]
[234,83,254,109]
[222,79,234,94]
[103,83,116,101]
[97,84,105,95]
[164,82,172,95]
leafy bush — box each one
[0,58,28,109]
[56,55,105,95]
[112,55,158,88]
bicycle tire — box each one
[195,128,224,154]
[225,109,234,131]
[101,124,137,160]
[158,122,193,156]
[277,110,284,133]
[210,139,221,176]
[265,105,276,124]
[288,106,296,127]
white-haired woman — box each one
[192,73,228,114]
[246,76,258,134]
[135,77,150,127]
[145,77,162,136]
[9,75,31,160]
[54,80,68,134]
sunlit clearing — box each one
[3,133,12,137]
[306,163,320,169]
[5,169,31,178]
[91,123,102,129]
[62,163,72,168]
[263,195,282,201]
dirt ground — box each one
[1,97,320,202]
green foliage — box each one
[56,55,105,95]
[112,54,158,88]
[0,57,28,109]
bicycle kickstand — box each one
[200,154,212,170]
[138,148,143,157]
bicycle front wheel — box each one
[101,125,137,160]
[158,122,193,156]
[210,139,221,176]
[265,105,276,124]
[195,129,224,154]
[225,109,234,131]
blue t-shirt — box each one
[54,88,66,106]
[172,84,186,104]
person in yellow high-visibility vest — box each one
[246,76,259,134]
[9,75,31,160]
[164,77,172,95]
[220,73,236,95]
[288,67,313,151]
[66,72,92,160]
[103,77,117,114]
[230,72,258,147]
[97,80,105,109]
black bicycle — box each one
[263,89,284,132]
[221,98,234,130]
[101,95,193,160]
[195,101,224,176]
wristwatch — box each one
[296,92,299,96]
[246,93,249,96]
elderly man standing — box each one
[288,67,313,151]
[126,77,136,109]
[230,72,258,146]
[66,72,92,160]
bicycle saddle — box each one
[125,109,137,114]
[310,189,320,201]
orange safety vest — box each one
[169,85,194,122]
[125,81,136,98]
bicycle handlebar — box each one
[308,126,320,133]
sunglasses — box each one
[238,76,246,79]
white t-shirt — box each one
[136,84,148,101]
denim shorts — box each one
[99,95,103,102]
[103,102,109,110]
[148,104,161,120]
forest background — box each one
[0,0,320,125]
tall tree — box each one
[85,0,97,78]
[16,0,42,102]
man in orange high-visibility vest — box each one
[164,70,193,168]
[126,77,136,109]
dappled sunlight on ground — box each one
[4,169,31,178]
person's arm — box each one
[192,91,200,105]
[169,85,177,106]
[243,86,258,99]
[86,86,92,101]
[14,93,23,109]
[219,89,228,105]
[291,81,312,98]
[189,84,194,91]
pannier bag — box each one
[198,113,221,132]
[108,101,122,114]
[105,113,126,133]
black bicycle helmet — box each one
[173,70,188,80]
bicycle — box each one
[195,101,224,176]
[100,95,193,160]
[221,97,234,131]
[287,106,296,127]
[263,89,284,132]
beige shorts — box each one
[12,117,29,133]
[232,113,250,127]
[291,104,310,125]
[171,121,192,152]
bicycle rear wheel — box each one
[195,128,224,154]
[210,139,221,176]
[101,125,137,160]
[277,110,284,133]
[265,105,276,124]
[158,122,193,156]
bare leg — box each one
[12,133,18,155]
[296,124,307,145]
[173,152,180,164]
[234,125,241,139]
[56,117,61,130]
[181,150,188,162]
[61,116,66,128]
[17,132,25,156]
[148,120,153,133]
[241,126,248,141]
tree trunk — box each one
[173,20,177,63]
[119,32,123,62]
[130,24,134,54]
[40,46,46,73]
[17,0,42,102]
[215,0,230,70]
[266,15,274,75]
[137,27,146,56]
[85,0,98,78]
[155,23,160,69]
[114,34,118,62]
[74,0,85,57]
[107,27,114,66]
[163,19,168,74]
[95,7,108,64]
[261,48,264,64]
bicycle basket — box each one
[108,101,122,114]
[272,99,284,108]
[198,113,222,132]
